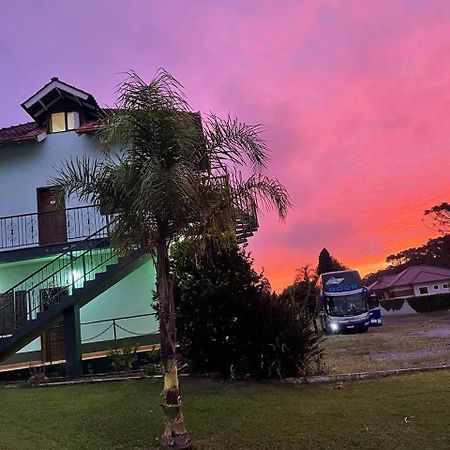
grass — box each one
[1,371,450,449]
[322,311,450,374]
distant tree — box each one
[362,269,391,287]
[363,204,450,286]
[279,264,319,332]
[363,234,450,286]
[317,248,348,275]
[386,234,450,269]
[279,265,316,312]
[424,203,450,234]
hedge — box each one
[406,293,450,313]
[379,298,405,312]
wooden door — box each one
[40,288,67,362]
[37,187,67,246]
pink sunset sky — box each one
[1,0,449,291]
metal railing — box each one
[0,205,112,251]
[208,173,259,241]
[0,224,118,338]
[81,313,157,348]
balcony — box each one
[0,191,258,254]
[0,206,111,253]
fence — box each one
[81,312,158,349]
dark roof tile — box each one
[0,122,46,144]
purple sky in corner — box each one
[1,0,450,290]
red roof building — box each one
[0,76,102,147]
[369,265,450,299]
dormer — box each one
[21,77,101,133]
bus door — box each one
[368,293,382,327]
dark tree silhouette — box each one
[424,202,450,234]
[317,248,347,275]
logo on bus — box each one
[328,284,359,292]
[325,277,345,285]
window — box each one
[418,287,429,295]
[434,285,439,290]
[50,111,79,133]
[443,284,448,289]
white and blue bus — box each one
[317,270,382,334]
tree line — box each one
[363,205,450,286]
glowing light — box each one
[70,270,82,283]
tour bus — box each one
[317,270,382,334]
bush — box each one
[107,342,138,374]
[141,346,162,376]
[254,295,324,378]
[407,293,450,313]
[173,243,324,379]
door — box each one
[37,187,67,246]
[368,293,383,327]
[40,288,67,362]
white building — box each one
[369,265,450,300]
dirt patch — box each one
[414,328,450,338]
[323,310,450,374]
[371,348,450,361]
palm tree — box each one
[52,69,291,449]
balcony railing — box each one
[0,205,111,252]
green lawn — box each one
[1,371,449,449]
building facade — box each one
[369,265,450,300]
[0,78,158,372]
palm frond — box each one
[52,69,291,255]
[204,114,269,172]
[231,173,292,221]
[118,69,190,112]
[50,156,105,203]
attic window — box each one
[50,111,79,133]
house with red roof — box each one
[369,265,450,300]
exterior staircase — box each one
[0,179,258,368]
[0,226,149,364]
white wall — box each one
[0,131,101,216]
[413,280,450,296]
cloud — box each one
[1,0,449,291]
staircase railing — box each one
[208,172,259,241]
[0,223,119,338]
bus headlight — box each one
[330,322,339,332]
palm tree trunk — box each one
[156,240,191,450]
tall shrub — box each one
[173,243,324,378]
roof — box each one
[21,77,100,123]
[0,122,47,145]
[368,274,396,290]
[370,265,450,290]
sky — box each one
[1,0,449,291]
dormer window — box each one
[50,111,80,133]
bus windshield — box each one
[325,293,367,317]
